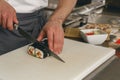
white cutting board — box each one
[0,39,115,80]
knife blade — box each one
[14,24,65,63]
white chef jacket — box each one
[6,0,48,13]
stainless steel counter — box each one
[84,7,120,80]
[84,55,118,80]
[92,57,120,80]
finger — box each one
[53,30,64,54]
[7,15,13,30]
[47,31,54,52]
[7,12,18,30]
[58,31,64,53]
[60,32,64,52]
[1,13,7,29]
[53,32,60,54]
[37,31,45,41]
[0,12,1,25]
[13,13,18,24]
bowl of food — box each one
[80,29,108,45]
[84,23,112,40]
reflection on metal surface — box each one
[73,1,105,15]
[88,14,120,24]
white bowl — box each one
[80,29,108,45]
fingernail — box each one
[56,51,60,54]
[50,48,53,52]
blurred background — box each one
[46,0,120,28]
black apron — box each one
[0,9,47,55]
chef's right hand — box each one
[0,0,18,30]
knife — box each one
[14,24,65,63]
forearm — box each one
[48,0,77,24]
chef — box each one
[0,0,77,55]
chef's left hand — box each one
[37,20,64,54]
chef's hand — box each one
[37,20,64,54]
[0,0,18,30]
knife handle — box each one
[13,24,19,30]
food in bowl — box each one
[85,23,111,33]
[84,23,112,40]
[80,29,108,45]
